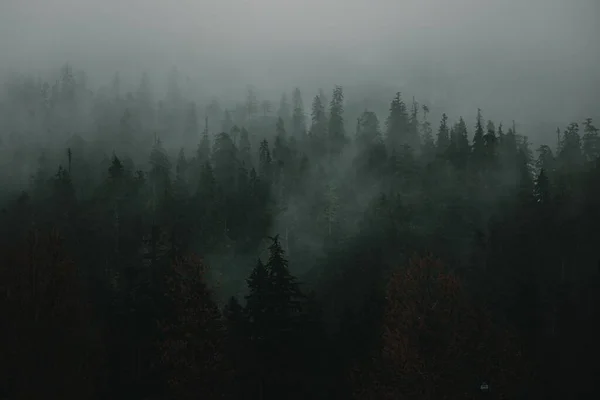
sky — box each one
[1,0,599,138]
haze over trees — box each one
[1,0,599,399]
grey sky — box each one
[1,0,598,138]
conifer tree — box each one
[436,113,450,155]
[238,127,253,169]
[582,118,600,162]
[258,139,272,180]
[291,88,306,138]
[472,108,486,164]
[385,92,410,152]
[328,85,346,156]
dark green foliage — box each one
[2,69,600,400]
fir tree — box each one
[291,88,306,138]
[436,113,450,155]
[328,85,346,156]
[472,108,486,164]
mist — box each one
[2,0,598,137]
[2,1,600,399]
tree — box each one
[472,108,486,165]
[357,110,382,147]
[408,97,421,152]
[246,85,259,118]
[353,256,527,400]
[386,92,410,152]
[449,117,470,169]
[261,100,272,117]
[558,122,583,170]
[277,92,291,126]
[196,120,211,165]
[420,104,435,162]
[159,255,232,399]
[310,94,327,141]
[291,88,306,138]
[0,229,97,399]
[534,168,551,205]
[328,85,346,156]
[582,118,600,162]
[483,120,498,166]
[211,132,238,189]
[258,139,272,180]
[436,113,450,155]
[238,127,253,169]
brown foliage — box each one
[352,255,528,400]
[158,255,232,399]
[0,228,99,399]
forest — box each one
[0,64,599,400]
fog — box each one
[1,0,598,140]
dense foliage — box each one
[1,65,599,399]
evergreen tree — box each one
[258,139,272,180]
[436,113,450,155]
[310,94,327,140]
[291,88,306,138]
[211,132,238,189]
[408,97,421,152]
[420,104,435,162]
[484,120,498,166]
[472,108,486,165]
[386,92,410,152]
[582,118,600,162]
[449,117,470,168]
[534,168,551,205]
[357,110,381,146]
[246,85,259,119]
[559,122,583,170]
[238,127,253,169]
[197,122,211,165]
[328,85,346,156]
[277,92,291,127]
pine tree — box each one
[534,168,551,205]
[386,92,410,152]
[472,108,486,164]
[357,110,381,146]
[174,148,189,201]
[450,117,470,168]
[328,85,346,156]
[484,120,498,166]
[559,122,583,170]
[211,132,238,189]
[258,139,272,180]
[245,259,271,342]
[246,85,259,119]
[291,88,306,138]
[408,97,421,152]
[265,235,304,329]
[310,94,327,140]
[420,104,435,161]
[238,127,253,169]
[197,120,211,165]
[436,113,450,155]
[277,92,291,126]
[582,118,600,162]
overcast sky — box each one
[1,0,598,137]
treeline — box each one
[1,66,600,399]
